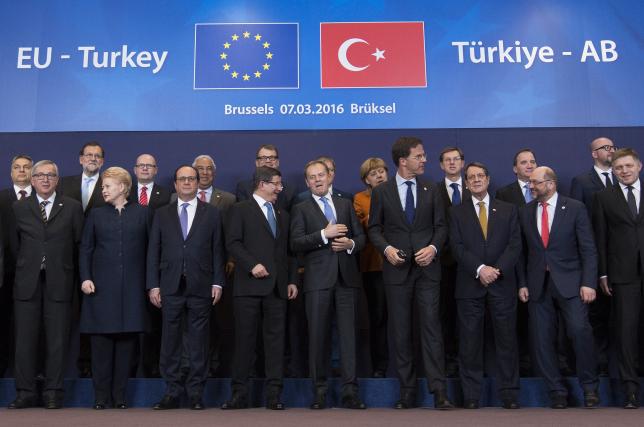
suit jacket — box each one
[127,182,171,210]
[236,179,294,212]
[147,200,225,298]
[225,199,297,299]
[0,188,20,280]
[293,187,353,207]
[449,197,522,299]
[353,190,383,272]
[368,177,447,285]
[290,195,365,292]
[60,174,106,213]
[519,195,597,299]
[570,168,617,214]
[592,183,644,284]
[495,181,527,207]
[12,194,83,301]
[437,179,471,267]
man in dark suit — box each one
[436,146,470,376]
[147,165,225,410]
[128,154,171,210]
[9,160,83,409]
[235,144,295,212]
[368,137,453,409]
[221,166,298,410]
[495,148,537,376]
[293,156,353,205]
[570,137,618,376]
[290,160,366,410]
[449,162,521,409]
[60,141,106,377]
[518,166,599,409]
[0,154,33,376]
[592,148,644,409]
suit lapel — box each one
[186,201,206,240]
[467,198,486,241]
[412,179,430,227]
[307,196,329,227]
[549,197,567,238]
[386,179,409,227]
[487,198,499,239]
[172,200,185,239]
[252,200,276,238]
[47,194,64,222]
[612,185,637,224]
[527,201,540,245]
[514,181,527,206]
[589,169,605,190]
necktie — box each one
[40,200,49,269]
[18,190,27,200]
[265,202,277,237]
[180,202,189,240]
[601,172,612,187]
[139,186,148,206]
[478,201,487,239]
[405,181,415,224]
[199,190,207,202]
[524,184,532,203]
[541,202,549,247]
[627,186,638,218]
[82,177,93,210]
[320,196,336,224]
[450,182,461,205]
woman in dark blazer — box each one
[79,167,150,409]
[353,157,389,377]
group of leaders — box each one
[0,136,641,411]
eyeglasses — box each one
[264,181,284,189]
[82,153,103,159]
[256,156,278,162]
[528,179,552,186]
[135,163,157,169]
[408,154,427,161]
[32,173,58,180]
[176,176,197,183]
[593,145,617,152]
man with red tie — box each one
[518,166,599,409]
[129,154,171,211]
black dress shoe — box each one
[94,402,107,410]
[153,395,180,410]
[623,393,640,409]
[342,395,366,410]
[394,396,416,409]
[502,399,520,409]
[584,391,600,408]
[550,395,568,409]
[45,398,62,409]
[191,399,205,410]
[266,398,285,410]
[372,370,385,378]
[221,394,248,410]
[310,390,327,410]
[8,397,37,409]
[434,391,454,410]
[463,399,479,409]
[115,402,128,409]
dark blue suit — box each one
[519,195,598,396]
[449,197,521,401]
[147,199,225,399]
[570,168,617,214]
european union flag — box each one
[194,23,299,89]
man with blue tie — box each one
[147,165,225,410]
[290,160,366,410]
[518,166,599,409]
[368,137,453,409]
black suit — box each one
[495,181,528,207]
[147,199,225,399]
[449,197,521,401]
[236,179,294,212]
[368,177,448,396]
[519,195,598,396]
[592,181,644,394]
[570,168,617,214]
[290,195,365,396]
[128,182,171,211]
[225,199,297,398]
[60,174,106,213]
[12,194,83,401]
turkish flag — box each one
[320,22,427,88]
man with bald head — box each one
[518,166,599,409]
[128,154,171,211]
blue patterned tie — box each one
[265,201,277,237]
[180,202,189,240]
[450,182,461,205]
[405,181,415,224]
[320,196,336,224]
[523,183,532,203]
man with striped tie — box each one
[129,154,171,211]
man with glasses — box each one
[9,160,83,409]
[368,137,453,409]
[235,144,294,212]
[129,154,171,211]
[592,148,644,409]
[147,165,225,410]
[0,154,33,376]
[518,166,599,409]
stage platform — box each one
[0,377,642,408]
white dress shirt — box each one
[536,192,558,236]
[137,182,155,201]
[197,186,213,203]
[396,173,417,209]
[593,165,612,187]
[445,177,463,203]
[619,179,640,212]
[36,192,56,219]
[253,193,275,222]
[176,197,198,234]
[13,184,32,199]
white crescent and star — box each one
[337,38,386,72]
